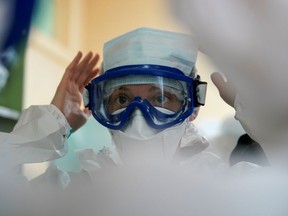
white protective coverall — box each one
[0,104,231,188]
[0,104,70,174]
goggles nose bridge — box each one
[123,97,157,129]
[126,96,151,116]
[132,96,143,102]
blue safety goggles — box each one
[84,64,207,130]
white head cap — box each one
[103,27,198,76]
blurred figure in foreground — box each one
[171,0,288,167]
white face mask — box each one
[109,109,208,165]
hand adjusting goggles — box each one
[84,64,207,130]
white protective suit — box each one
[0,105,70,174]
[0,104,230,188]
[33,109,227,188]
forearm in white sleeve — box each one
[0,104,71,172]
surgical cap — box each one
[102,27,198,76]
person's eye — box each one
[116,95,129,105]
[155,95,169,104]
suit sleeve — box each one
[0,104,71,173]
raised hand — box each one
[211,72,236,108]
[51,51,100,132]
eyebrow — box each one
[149,86,176,95]
[149,86,161,91]
[116,86,130,93]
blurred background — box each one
[1,0,243,177]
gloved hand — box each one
[51,51,100,132]
[211,72,236,108]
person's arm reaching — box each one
[0,52,100,172]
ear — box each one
[189,107,200,121]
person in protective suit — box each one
[3,27,225,188]
[81,27,210,167]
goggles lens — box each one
[105,77,186,113]
[89,66,198,129]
